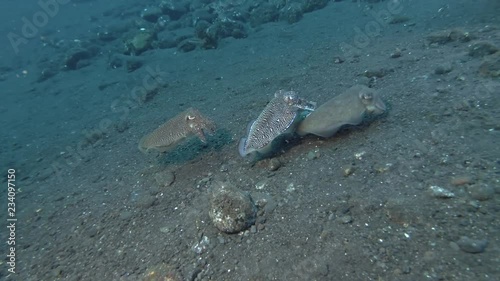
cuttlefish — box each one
[139,107,216,153]
[297,85,386,138]
[239,90,315,157]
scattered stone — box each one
[141,6,163,23]
[390,48,402,58]
[135,194,157,209]
[303,0,329,13]
[468,41,498,58]
[249,3,279,27]
[456,236,488,254]
[156,31,178,49]
[119,211,133,220]
[450,176,472,186]
[479,52,500,78]
[428,185,455,198]
[363,68,393,78]
[279,2,303,24]
[426,29,473,45]
[126,59,143,72]
[268,158,282,171]
[114,120,130,133]
[307,149,321,160]
[338,215,353,224]
[250,225,257,233]
[64,46,98,70]
[389,15,410,24]
[374,163,393,174]
[160,0,189,20]
[37,67,58,82]
[434,62,453,75]
[125,30,155,55]
[97,30,117,42]
[209,182,257,234]
[159,226,171,233]
[142,263,183,281]
[154,170,176,187]
[343,165,355,177]
[467,183,494,201]
[177,38,202,52]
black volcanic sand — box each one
[1,0,499,280]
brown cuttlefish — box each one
[297,85,386,138]
[139,107,216,153]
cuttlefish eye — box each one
[360,92,373,101]
[283,94,296,105]
[359,92,374,106]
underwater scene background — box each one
[1,0,499,280]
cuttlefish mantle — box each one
[297,85,386,138]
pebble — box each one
[343,165,355,177]
[390,48,402,58]
[209,182,257,233]
[268,158,282,171]
[434,62,453,75]
[468,183,494,201]
[450,176,472,186]
[250,225,257,233]
[154,170,175,187]
[119,211,133,220]
[428,185,455,198]
[306,149,321,160]
[338,215,353,224]
[468,41,498,57]
[456,236,488,253]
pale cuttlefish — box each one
[297,85,386,138]
[139,107,216,153]
[239,90,316,157]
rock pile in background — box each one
[32,0,332,81]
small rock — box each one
[307,149,320,160]
[434,63,453,75]
[209,182,257,234]
[177,38,202,52]
[468,41,498,58]
[389,15,410,24]
[467,183,494,201]
[343,165,355,177]
[141,7,163,22]
[479,53,500,78]
[154,170,175,187]
[338,215,353,224]
[135,195,157,209]
[429,185,455,198]
[450,176,472,186]
[279,2,303,24]
[125,30,154,55]
[427,29,473,45]
[390,48,402,58]
[250,225,257,233]
[160,0,188,20]
[268,158,282,171]
[364,68,392,78]
[456,236,488,253]
[119,211,133,220]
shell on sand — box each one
[139,107,216,153]
[297,85,386,138]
